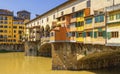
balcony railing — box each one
[106,4,120,12]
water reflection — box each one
[0,52,119,74]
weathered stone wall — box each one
[25,41,40,56]
[0,44,24,52]
[52,42,78,70]
[52,42,120,70]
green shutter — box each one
[90,32,93,38]
[76,32,79,38]
[94,32,97,38]
[75,22,77,27]
[103,31,106,39]
[77,22,80,27]
[107,32,111,39]
[82,32,86,38]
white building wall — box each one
[91,0,120,15]
[107,27,120,44]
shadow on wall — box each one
[38,43,52,57]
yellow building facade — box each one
[0,9,30,45]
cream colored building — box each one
[26,0,120,43]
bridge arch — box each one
[38,43,52,57]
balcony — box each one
[84,24,93,30]
[106,4,120,12]
[94,22,105,28]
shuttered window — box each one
[82,32,86,37]
[103,31,106,39]
[94,32,97,38]
[111,31,119,38]
[95,15,104,23]
[107,32,111,39]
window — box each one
[76,21,84,27]
[0,16,3,20]
[77,10,84,17]
[50,32,54,36]
[3,35,7,38]
[13,39,16,42]
[95,15,104,23]
[109,15,114,21]
[13,26,17,29]
[19,35,22,39]
[4,17,7,20]
[116,13,120,19]
[42,20,44,23]
[37,22,39,25]
[19,31,22,34]
[86,32,92,37]
[0,35,3,38]
[72,32,75,37]
[8,35,11,38]
[0,30,3,33]
[79,33,82,37]
[58,18,61,21]
[61,11,64,16]
[111,31,119,38]
[87,32,90,36]
[62,17,65,21]
[4,21,8,24]
[53,15,55,19]
[4,30,7,33]
[72,7,75,13]
[85,18,92,24]
[4,26,7,28]
[71,13,77,18]
[14,35,16,38]
[98,32,103,37]
[19,26,23,29]
[0,21,3,24]
[9,22,11,24]
[47,17,49,22]
[14,30,16,33]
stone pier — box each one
[25,41,39,56]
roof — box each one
[17,10,30,14]
[26,0,76,24]
[0,9,13,16]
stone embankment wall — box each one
[52,42,120,70]
[0,44,24,52]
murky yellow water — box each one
[0,52,119,74]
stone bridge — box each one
[25,38,120,70]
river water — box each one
[0,52,119,74]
